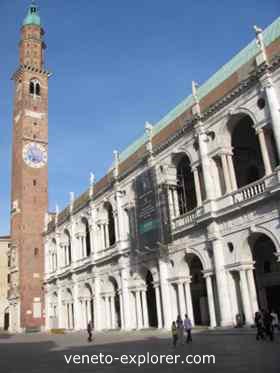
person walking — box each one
[171,321,178,347]
[255,311,265,341]
[263,310,274,341]
[271,310,279,333]
[87,321,93,342]
[184,314,193,344]
[176,315,184,345]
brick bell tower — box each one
[10,2,50,331]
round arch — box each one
[185,252,210,326]
[228,113,265,188]
[145,270,158,327]
[249,226,280,254]
[171,148,194,166]
[81,283,94,328]
[81,217,91,257]
[249,231,280,314]
[137,262,159,284]
[64,288,74,330]
[172,152,197,214]
[105,275,121,329]
[218,109,258,151]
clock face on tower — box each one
[22,142,47,168]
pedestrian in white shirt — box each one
[271,310,279,332]
[183,314,193,343]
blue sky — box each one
[0,0,279,235]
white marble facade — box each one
[44,33,280,331]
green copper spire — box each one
[22,1,41,27]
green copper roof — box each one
[119,16,280,163]
[22,2,41,27]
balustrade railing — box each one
[233,179,266,203]
[172,175,272,232]
[173,208,197,229]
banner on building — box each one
[135,167,161,250]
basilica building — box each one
[44,16,280,332]
[6,3,280,333]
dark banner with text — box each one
[135,167,161,251]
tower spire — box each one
[23,1,41,27]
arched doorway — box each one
[109,277,121,329]
[64,289,75,329]
[231,115,265,188]
[4,307,9,331]
[146,271,158,327]
[83,284,94,328]
[188,255,209,325]
[251,234,280,313]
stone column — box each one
[69,218,77,263]
[246,268,259,316]
[85,300,89,325]
[56,237,62,269]
[105,296,110,329]
[239,269,254,325]
[63,245,67,266]
[227,154,238,191]
[65,303,69,329]
[120,267,131,330]
[57,284,64,329]
[221,154,232,193]
[204,274,217,328]
[68,304,72,329]
[104,224,109,249]
[87,299,92,324]
[79,300,84,329]
[78,236,82,258]
[89,202,97,256]
[72,281,80,330]
[184,280,194,325]
[158,259,172,328]
[197,127,215,200]
[172,188,180,218]
[97,225,104,253]
[211,238,232,326]
[48,252,52,273]
[193,167,202,206]
[227,271,239,325]
[115,188,126,243]
[119,291,124,329]
[94,276,102,331]
[177,281,186,317]
[257,128,272,175]
[130,292,136,329]
[44,288,50,330]
[155,285,163,328]
[261,73,280,161]
[113,211,120,243]
[141,290,149,328]
[170,283,178,320]
[71,303,75,329]
[136,291,143,329]
[167,187,175,219]
[110,296,116,329]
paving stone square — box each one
[0,329,279,373]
